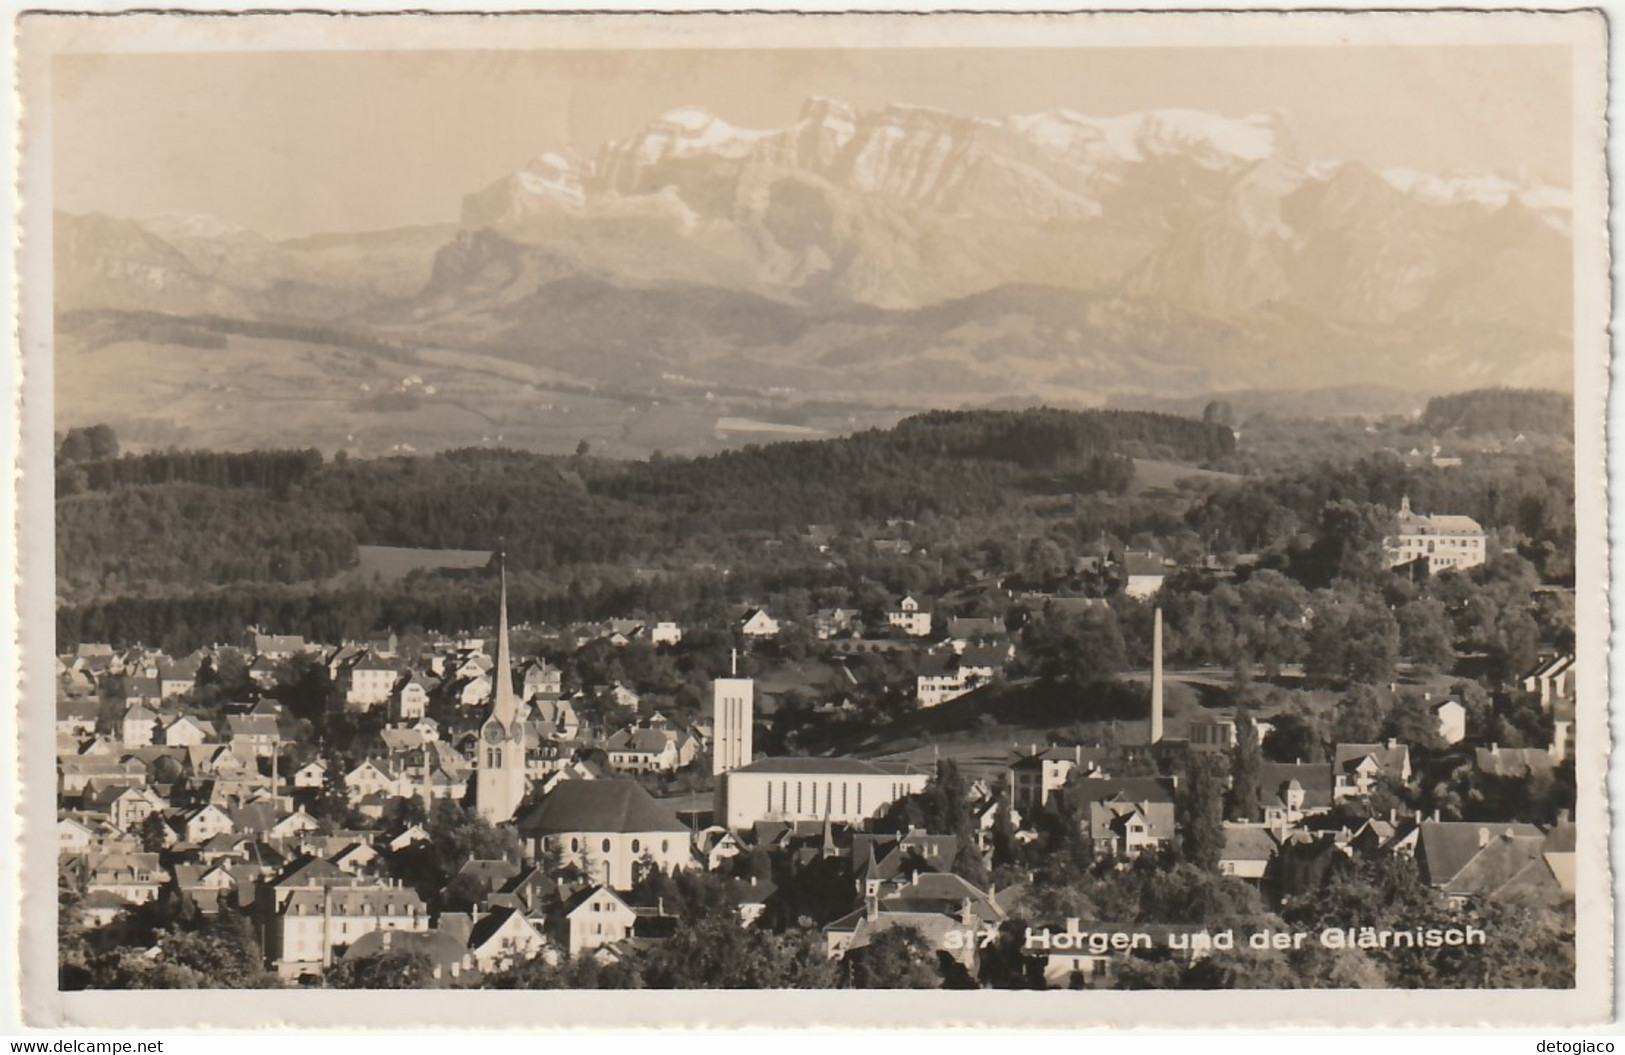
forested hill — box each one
[1422,388,1573,436]
[56,407,1231,603]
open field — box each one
[330,545,495,587]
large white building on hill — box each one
[1385,495,1487,574]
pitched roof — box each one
[466,906,538,951]
[1069,776,1177,806]
[1416,822,1549,895]
[1334,742,1410,774]
[1221,824,1280,863]
[1474,747,1556,778]
[1257,762,1334,810]
[515,780,688,836]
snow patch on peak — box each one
[1382,167,1571,214]
[1009,108,1281,167]
[659,107,721,132]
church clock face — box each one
[483,723,504,745]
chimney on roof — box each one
[1556,808,1572,825]
[1478,827,1490,847]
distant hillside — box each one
[1422,388,1574,436]
[1112,384,1424,422]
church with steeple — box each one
[475,555,529,824]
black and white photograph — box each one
[10,8,1613,1029]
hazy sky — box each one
[52,46,1571,239]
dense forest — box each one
[53,395,1574,655]
[1422,388,1574,436]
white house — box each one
[121,705,158,748]
[561,885,637,957]
[1384,496,1488,573]
[160,714,214,748]
[467,907,550,972]
[887,596,934,638]
[740,609,780,638]
[1432,697,1468,745]
[345,656,400,710]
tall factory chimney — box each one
[1150,606,1165,744]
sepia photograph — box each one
[10,8,1613,1029]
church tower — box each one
[475,555,528,824]
[711,650,754,776]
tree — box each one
[1262,711,1327,764]
[639,918,837,989]
[324,949,435,989]
[1334,685,1387,744]
[139,812,172,854]
[1227,710,1262,822]
[1178,754,1226,872]
[1383,695,1446,753]
[1396,598,1456,674]
[1018,607,1127,688]
[843,925,940,989]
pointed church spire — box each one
[492,548,518,725]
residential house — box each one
[1333,741,1412,800]
[247,654,282,690]
[121,704,158,748]
[888,595,934,638]
[467,906,549,972]
[107,785,168,833]
[391,674,433,723]
[1256,763,1334,827]
[291,760,327,790]
[159,714,214,748]
[157,658,201,700]
[1074,777,1178,859]
[248,632,309,659]
[1121,551,1169,599]
[56,698,100,740]
[1009,745,1102,811]
[338,930,474,985]
[1413,821,1559,906]
[85,851,169,905]
[256,858,429,979]
[1433,697,1468,745]
[560,885,638,957]
[520,661,563,702]
[1523,654,1577,711]
[1219,824,1278,881]
[345,655,401,710]
[1474,744,1556,779]
[813,608,862,640]
[740,609,781,639]
[649,622,683,647]
[174,804,236,845]
[226,714,280,759]
[345,760,401,803]
[123,676,161,708]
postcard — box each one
[12,8,1612,1028]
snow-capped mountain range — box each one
[54,96,1573,419]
